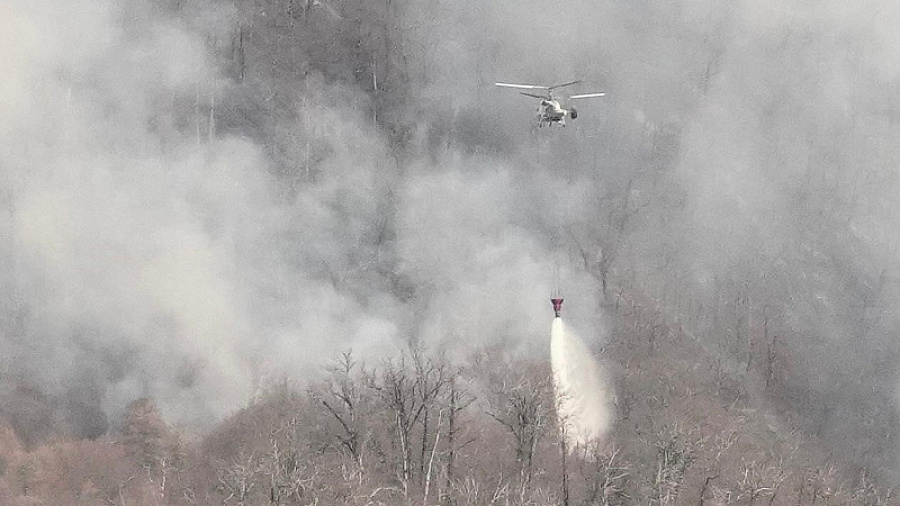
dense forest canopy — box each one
[3,0,900,504]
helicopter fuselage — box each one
[538,99,570,126]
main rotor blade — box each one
[495,82,549,90]
[548,80,582,90]
[519,91,549,100]
[569,92,606,99]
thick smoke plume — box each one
[0,0,602,436]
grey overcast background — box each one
[3,0,900,474]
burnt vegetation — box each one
[1,312,896,505]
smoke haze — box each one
[4,0,900,477]
[0,0,601,435]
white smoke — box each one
[1,0,605,435]
[550,317,611,448]
[0,0,405,430]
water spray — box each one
[549,300,611,449]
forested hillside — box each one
[3,0,900,504]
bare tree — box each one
[311,351,366,462]
[735,458,787,506]
[648,425,697,506]
[366,347,450,495]
[260,432,312,506]
[441,375,475,506]
[578,444,630,506]
[120,397,186,505]
[415,350,451,482]
[797,465,841,505]
[474,351,554,492]
[217,452,260,506]
[699,431,738,506]
[850,470,892,506]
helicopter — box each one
[494,80,606,127]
